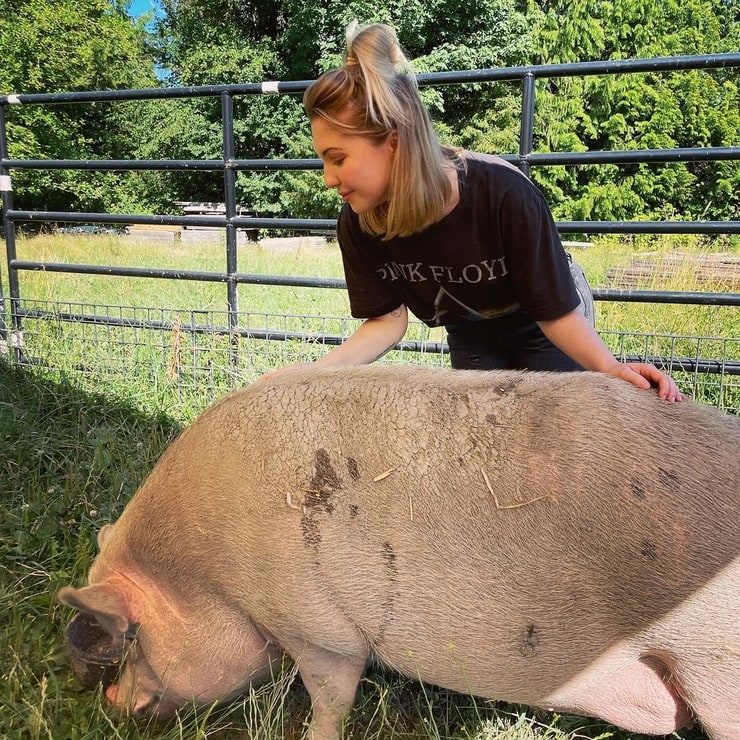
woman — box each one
[295,22,681,401]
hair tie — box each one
[345,20,359,43]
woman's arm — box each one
[262,305,409,379]
[537,309,683,402]
[314,304,409,367]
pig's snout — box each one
[104,681,150,716]
[105,683,121,706]
[105,677,181,719]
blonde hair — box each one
[303,23,454,240]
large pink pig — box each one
[58,365,740,739]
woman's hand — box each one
[259,305,409,381]
[608,362,684,402]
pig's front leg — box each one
[283,639,368,740]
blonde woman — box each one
[299,23,681,401]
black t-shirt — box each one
[337,151,580,328]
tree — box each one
[524,0,740,222]
[0,0,158,215]
[139,0,533,219]
[3,0,735,224]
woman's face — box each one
[311,117,396,214]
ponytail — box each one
[304,23,454,239]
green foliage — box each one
[144,0,736,222]
[0,0,158,214]
[525,0,740,221]
[129,0,534,218]
[0,0,148,93]
[0,0,736,223]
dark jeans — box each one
[446,255,594,372]
[446,312,583,371]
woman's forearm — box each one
[314,304,409,367]
[538,309,683,400]
[537,310,621,372]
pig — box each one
[58,364,740,740]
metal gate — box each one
[2,53,739,415]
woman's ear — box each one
[388,129,399,152]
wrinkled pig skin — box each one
[58,365,740,740]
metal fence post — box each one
[519,71,536,178]
[221,91,240,369]
[0,103,22,359]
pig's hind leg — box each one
[664,580,740,740]
[282,638,368,740]
[545,654,693,735]
[561,650,740,740]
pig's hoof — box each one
[64,612,124,690]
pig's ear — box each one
[97,524,115,549]
[57,584,132,637]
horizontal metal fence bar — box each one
[628,357,740,375]
[8,210,226,227]
[2,158,326,172]
[558,221,740,234]
[3,53,739,105]
[527,147,740,165]
[592,289,740,306]
[2,156,324,172]
[16,307,740,376]
[12,260,230,282]
[11,260,738,305]
[415,53,740,86]
[6,209,737,235]
[3,159,226,171]
[10,260,349,288]
[5,209,341,231]
[6,146,738,173]
[230,273,345,288]
[231,217,338,230]
[232,158,323,170]
[1,83,280,106]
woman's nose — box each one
[323,168,339,189]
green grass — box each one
[2,231,738,416]
[0,232,737,738]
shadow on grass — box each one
[0,359,706,740]
[0,358,183,738]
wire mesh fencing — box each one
[4,298,738,420]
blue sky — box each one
[127,0,163,18]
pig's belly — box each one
[380,642,690,735]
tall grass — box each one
[0,232,736,738]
